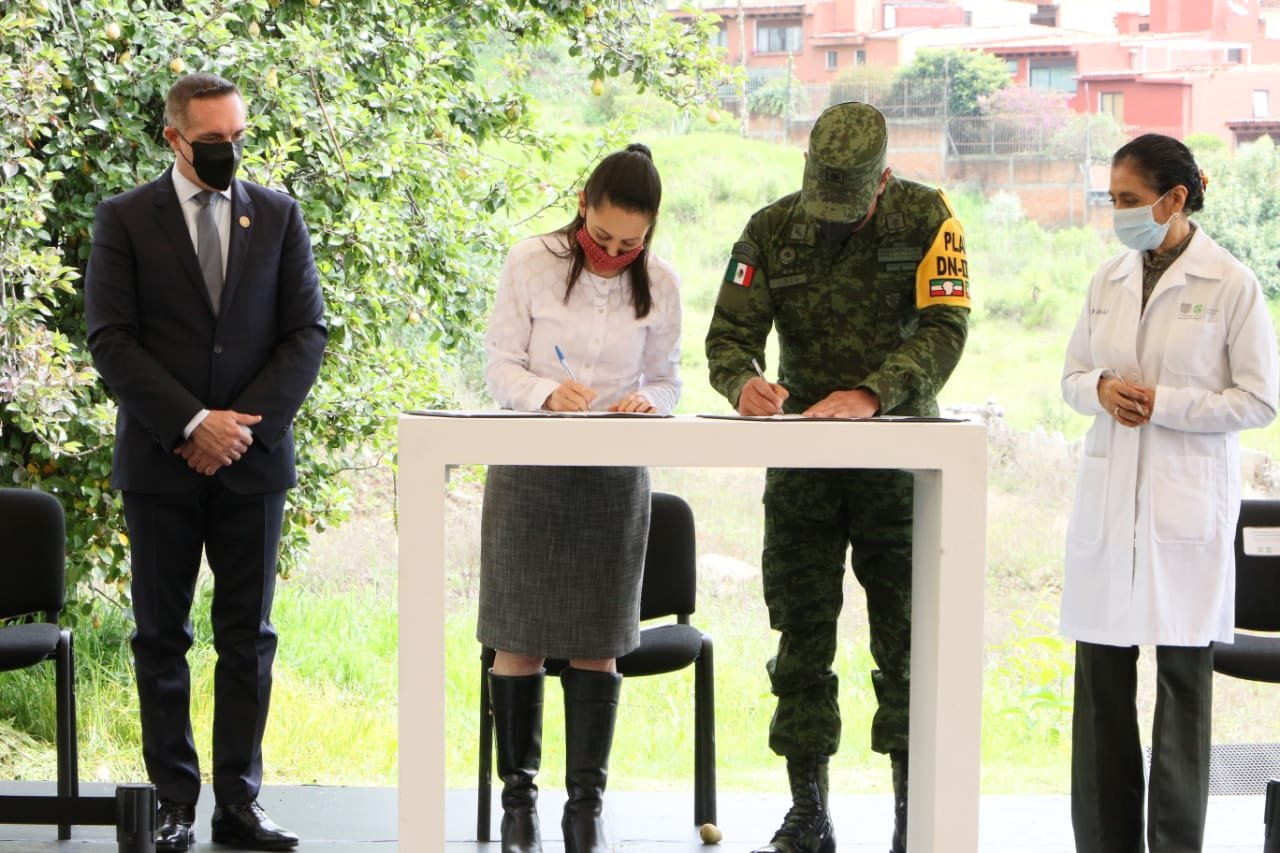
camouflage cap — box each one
[802,101,888,222]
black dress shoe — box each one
[211,800,299,850]
[155,800,196,852]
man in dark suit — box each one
[85,73,326,852]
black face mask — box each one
[178,133,244,191]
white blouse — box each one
[484,233,683,414]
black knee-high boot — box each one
[890,750,908,853]
[560,667,622,853]
[490,670,545,853]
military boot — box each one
[489,670,545,853]
[752,755,835,853]
[889,750,907,853]
[561,667,622,853]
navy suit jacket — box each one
[85,168,327,494]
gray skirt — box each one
[477,465,650,660]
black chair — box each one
[476,490,716,840]
[1210,498,1280,826]
[0,487,78,839]
[1212,498,1280,684]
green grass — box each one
[0,573,398,788]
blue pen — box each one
[554,345,578,382]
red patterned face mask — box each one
[576,226,644,274]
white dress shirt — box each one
[171,167,232,438]
[485,233,683,413]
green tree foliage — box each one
[892,48,1011,117]
[0,0,727,618]
[1191,136,1280,297]
[826,62,895,108]
[746,72,805,119]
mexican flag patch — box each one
[725,259,755,288]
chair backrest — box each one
[0,488,67,621]
[1233,498,1280,633]
[637,491,696,621]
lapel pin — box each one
[239,216,250,228]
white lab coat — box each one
[1060,227,1278,647]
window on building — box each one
[856,49,867,66]
[1255,89,1271,119]
[756,21,803,54]
[826,50,838,70]
[1227,47,1244,63]
[1099,91,1124,121]
[1005,59,1018,76]
[1028,58,1077,93]
[713,25,728,49]
[1031,4,1059,26]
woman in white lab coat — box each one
[1061,133,1278,852]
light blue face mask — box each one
[1112,190,1172,251]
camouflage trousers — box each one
[761,467,913,758]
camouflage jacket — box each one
[705,177,970,416]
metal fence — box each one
[726,78,1189,158]
[946,115,1062,156]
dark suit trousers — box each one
[123,482,287,806]
[1071,641,1212,853]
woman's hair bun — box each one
[625,142,652,158]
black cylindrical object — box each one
[116,784,156,853]
[1266,779,1280,853]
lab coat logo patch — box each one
[725,259,755,288]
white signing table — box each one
[397,413,987,851]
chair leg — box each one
[478,646,496,842]
[694,635,717,827]
[55,629,77,840]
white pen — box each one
[751,357,768,384]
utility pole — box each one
[941,54,950,184]
[738,0,749,137]
[784,52,794,142]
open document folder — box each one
[406,409,671,417]
[695,413,961,423]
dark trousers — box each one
[1071,641,1212,853]
[123,482,286,806]
[761,468,914,757]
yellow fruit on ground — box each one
[699,822,722,844]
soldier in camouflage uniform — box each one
[705,102,971,853]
